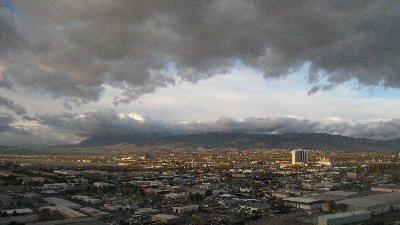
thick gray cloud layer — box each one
[36,109,400,141]
[0,113,28,134]
[1,1,400,145]
[0,1,397,103]
[0,114,17,133]
[0,95,26,115]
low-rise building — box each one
[144,188,170,196]
[103,204,128,212]
[371,184,400,193]
[240,203,269,212]
[283,197,326,211]
[93,182,114,188]
[317,158,334,167]
[19,177,46,184]
[79,207,110,219]
[1,208,34,216]
[43,183,71,191]
[44,197,81,210]
[271,192,290,199]
[39,206,86,219]
[186,188,205,195]
[53,170,82,176]
[151,214,179,224]
[136,208,160,215]
[0,215,38,224]
[165,193,186,199]
[172,205,198,214]
[27,217,102,225]
[71,195,102,204]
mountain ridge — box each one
[77,132,400,152]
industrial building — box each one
[316,210,371,225]
[337,192,400,214]
[0,214,39,224]
[283,197,325,211]
[308,191,361,202]
[39,205,86,219]
[44,197,82,210]
[0,208,39,225]
[371,184,400,193]
[80,207,110,219]
[71,195,102,204]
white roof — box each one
[80,207,108,214]
[2,208,33,215]
[284,197,324,204]
[44,197,81,209]
[40,206,86,218]
[137,208,159,213]
[321,191,357,196]
[220,194,237,198]
[153,214,179,219]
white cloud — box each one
[118,113,146,122]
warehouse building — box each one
[71,195,102,204]
[39,205,86,219]
[337,192,400,214]
[283,197,326,211]
[316,210,371,225]
[371,184,400,193]
[44,197,81,210]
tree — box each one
[334,203,348,212]
[328,200,336,213]
[119,220,128,225]
[189,193,204,202]
[205,189,213,197]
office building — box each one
[291,149,309,165]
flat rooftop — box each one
[372,184,400,189]
[283,197,325,204]
[337,192,400,210]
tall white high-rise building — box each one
[291,149,309,165]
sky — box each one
[0,0,400,145]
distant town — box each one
[0,147,400,225]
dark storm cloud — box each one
[0,8,22,54]
[0,0,395,103]
[0,95,26,114]
[0,114,16,132]
[36,109,400,141]
[183,117,321,134]
[322,119,400,141]
[37,109,181,137]
[0,113,28,134]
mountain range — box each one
[76,132,400,152]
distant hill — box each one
[77,132,400,152]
